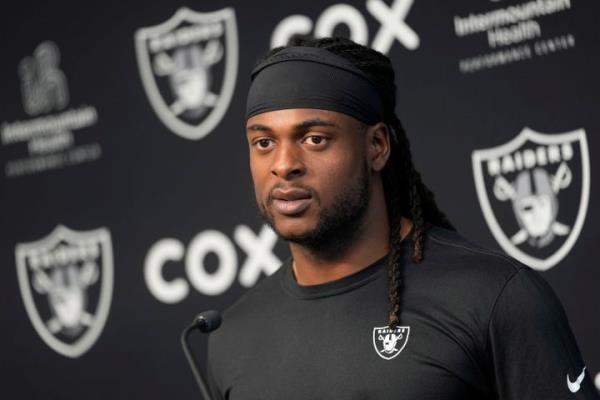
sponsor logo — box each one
[145,224,281,303]
[472,127,590,270]
[453,0,575,73]
[271,0,419,54]
[16,225,113,358]
[567,367,586,393]
[1,41,101,178]
[135,7,238,140]
[373,326,410,360]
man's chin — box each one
[272,222,318,243]
[259,206,321,244]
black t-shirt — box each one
[207,226,598,399]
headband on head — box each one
[245,47,384,124]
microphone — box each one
[192,310,222,333]
[181,310,222,400]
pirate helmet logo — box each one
[16,225,113,358]
[135,7,238,140]
[372,326,410,360]
[472,128,590,270]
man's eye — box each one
[256,138,272,148]
[305,136,327,145]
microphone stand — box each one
[181,322,214,400]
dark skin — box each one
[246,108,412,285]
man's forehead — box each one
[246,109,358,131]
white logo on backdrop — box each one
[453,0,574,73]
[372,326,410,360]
[145,225,281,303]
[1,41,101,178]
[16,226,113,358]
[271,0,419,54]
[472,128,590,270]
[135,7,238,140]
[19,41,69,116]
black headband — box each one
[246,47,384,124]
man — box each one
[207,37,598,399]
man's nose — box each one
[271,143,305,180]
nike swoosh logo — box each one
[567,366,586,393]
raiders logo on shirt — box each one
[373,326,410,360]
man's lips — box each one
[271,188,312,201]
[270,188,313,216]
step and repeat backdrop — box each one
[1,0,598,398]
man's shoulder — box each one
[408,225,543,335]
[415,225,531,297]
[425,224,526,275]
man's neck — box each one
[290,217,413,286]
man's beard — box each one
[258,162,371,258]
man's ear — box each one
[366,122,391,172]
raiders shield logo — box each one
[373,326,410,360]
[135,7,238,140]
[15,225,114,358]
[472,128,590,271]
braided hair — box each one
[257,36,455,327]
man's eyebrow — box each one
[246,118,338,132]
[246,123,272,132]
[294,118,338,130]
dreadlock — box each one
[257,36,455,327]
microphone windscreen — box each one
[195,310,222,333]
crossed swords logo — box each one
[30,256,99,336]
[373,326,409,360]
[493,161,572,248]
[378,332,404,354]
[152,39,223,118]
